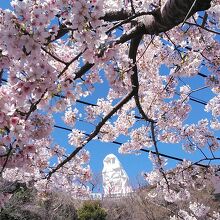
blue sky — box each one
[1,1,220,192]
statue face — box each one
[111,157,115,164]
[105,156,116,165]
[103,155,119,172]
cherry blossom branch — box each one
[128,27,154,123]
[128,6,217,174]
[58,50,85,78]
[0,78,145,121]
[0,145,13,175]
[150,123,159,161]
[185,21,220,35]
[25,91,47,120]
[47,90,135,179]
[151,121,171,188]
[46,10,134,45]
[197,146,208,159]
[41,47,68,65]
[23,50,86,120]
[53,124,210,168]
[128,20,169,186]
[164,32,183,60]
[46,24,74,45]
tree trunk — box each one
[141,0,212,34]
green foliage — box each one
[77,201,107,220]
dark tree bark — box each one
[114,0,213,44]
[141,0,212,34]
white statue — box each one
[102,154,132,196]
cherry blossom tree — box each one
[0,0,219,218]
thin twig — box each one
[58,50,85,78]
[41,47,68,65]
[185,21,220,35]
[0,146,13,175]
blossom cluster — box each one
[0,0,219,216]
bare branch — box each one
[185,21,220,35]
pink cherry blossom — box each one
[0,0,219,217]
